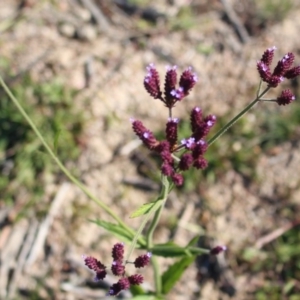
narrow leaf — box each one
[130,199,163,218]
[162,255,195,294]
[90,219,134,243]
[151,242,209,257]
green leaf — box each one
[162,255,196,294]
[130,199,163,218]
[130,284,146,296]
[90,219,135,244]
[150,242,208,258]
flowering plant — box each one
[1,47,299,298]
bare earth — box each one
[1,1,300,299]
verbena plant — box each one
[1,47,299,299]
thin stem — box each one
[146,176,170,296]
[0,75,135,235]
[146,178,169,248]
[259,99,277,102]
[256,80,262,97]
[151,255,162,295]
[208,87,271,146]
[125,177,170,261]
[125,207,157,262]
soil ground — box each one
[1,1,300,299]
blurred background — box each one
[1,0,300,299]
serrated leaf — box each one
[162,255,196,294]
[130,199,163,218]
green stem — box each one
[146,176,170,295]
[208,87,271,146]
[146,178,169,248]
[0,75,135,236]
[125,207,157,262]
[151,255,162,295]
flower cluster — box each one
[144,64,198,108]
[132,65,216,186]
[83,243,151,296]
[257,46,300,105]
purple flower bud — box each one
[193,157,208,169]
[192,140,208,158]
[144,63,162,99]
[273,52,295,77]
[267,75,284,88]
[257,61,271,83]
[83,255,107,281]
[190,107,203,133]
[112,243,124,261]
[128,274,144,285]
[155,140,170,152]
[276,89,295,106]
[260,46,276,66]
[179,67,198,96]
[192,115,216,140]
[210,245,227,255]
[160,149,173,164]
[284,65,300,79]
[164,65,178,106]
[131,119,159,150]
[161,162,174,176]
[111,261,125,276]
[134,252,152,268]
[171,173,184,186]
[166,118,179,148]
[178,153,193,171]
[108,278,130,296]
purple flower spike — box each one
[83,255,107,281]
[178,153,193,171]
[190,107,203,133]
[260,46,276,66]
[166,118,179,148]
[112,243,124,261]
[257,61,271,83]
[267,75,284,88]
[165,65,178,106]
[161,162,174,176]
[273,52,295,77]
[134,252,152,268]
[111,261,125,276]
[284,65,300,79]
[193,157,208,170]
[210,245,227,255]
[144,63,162,99]
[128,274,144,285]
[108,278,130,296]
[276,89,295,106]
[179,67,198,97]
[257,49,299,88]
[171,173,184,186]
[131,119,160,150]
